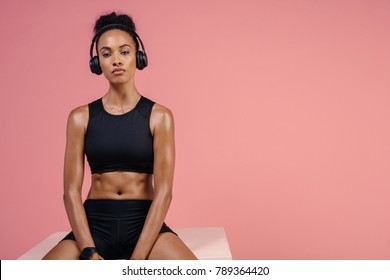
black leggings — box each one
[61,199,177,259]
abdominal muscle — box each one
[87,171,154,200]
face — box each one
[96,29,137,83]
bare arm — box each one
[63,106,102,259]
[130,104,175,259]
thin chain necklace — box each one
[103,96,136,114]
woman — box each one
[43,12,197,260]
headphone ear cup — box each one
[89,56,102,75]
[136,51,148,70]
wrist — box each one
[79,247,98,260]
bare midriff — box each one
[87,171,154,200]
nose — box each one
[113,53,123,66]
[113,60,122,66]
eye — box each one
[102,53,111,58]
[121,51,130,55]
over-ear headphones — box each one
[89,23,148,75]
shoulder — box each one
[151,102,174,122]
[67,104,89,131]
[150,102,174,132]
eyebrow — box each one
[99,44,132,52]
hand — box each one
[129,253,146,260]
[89,252,104,260]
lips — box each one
[112,68,125,73]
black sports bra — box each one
[84,96,155,174]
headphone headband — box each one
[89,23,148,74]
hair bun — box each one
[93,11,136,35]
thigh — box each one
[147,232,197,260]
[42,240,80,260]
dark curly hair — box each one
[93,11,139,53]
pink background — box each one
[1,0,389,260]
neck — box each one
[105,79,140,106]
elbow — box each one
[63,188,82,204]
[166,192,173,203]
[154,189,173,204]
[162,191,173,203]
